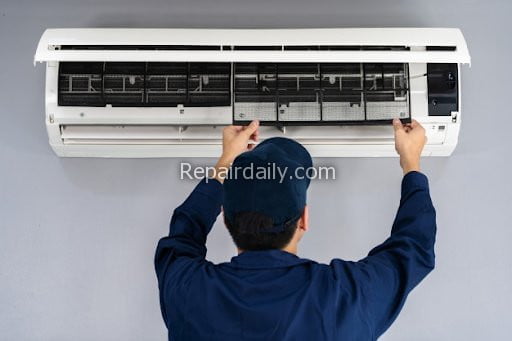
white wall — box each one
[1,0,511,339]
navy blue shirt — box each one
[155,172,436,340]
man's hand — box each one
[393,118,427,175]
[212,120,260,183]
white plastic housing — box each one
[35,28,470,158]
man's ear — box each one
[299,206,309,232]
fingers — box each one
[224,121,258,137]
[393,118,404,132]
[251,127,260,142]
[406,120,425,135]
[223,125,243,134]
[394,119,424,134]
[410,119,420,128]
[407,120,424,130]
[412,120,426,134]
[243,120,260,136]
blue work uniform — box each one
[155,171,436,340]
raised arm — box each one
[154,178,224,284]
[154,120,259,324]
[358,119,437,336]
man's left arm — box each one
[154,178,223,328]
[154,120,259,325]
[154,178,223,287]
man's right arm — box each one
[355,119,436,337]
[358,170,436,337]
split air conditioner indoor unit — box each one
[34,28,470,157]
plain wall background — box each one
[1,0,511,340]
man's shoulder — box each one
[212,254,358,276]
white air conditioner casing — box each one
[35,28,470,157]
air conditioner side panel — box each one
[45,62,64,154]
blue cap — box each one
[223,137,313,233]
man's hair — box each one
[225,211,299,251]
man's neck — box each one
[282,244,297,255]
[237,245,297,255]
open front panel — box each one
[233,63,410,125]
[36,29,471,65]
[58,62,231,107]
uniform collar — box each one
[228,249,314,269]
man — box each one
[155,118,436,340]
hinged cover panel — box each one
[35,28,471,64]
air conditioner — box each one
[34,28,470,157]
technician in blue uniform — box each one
[155,118,436,340]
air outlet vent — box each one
[284,45,410,51]
[60,45,222,51]
[58,45,412,51]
